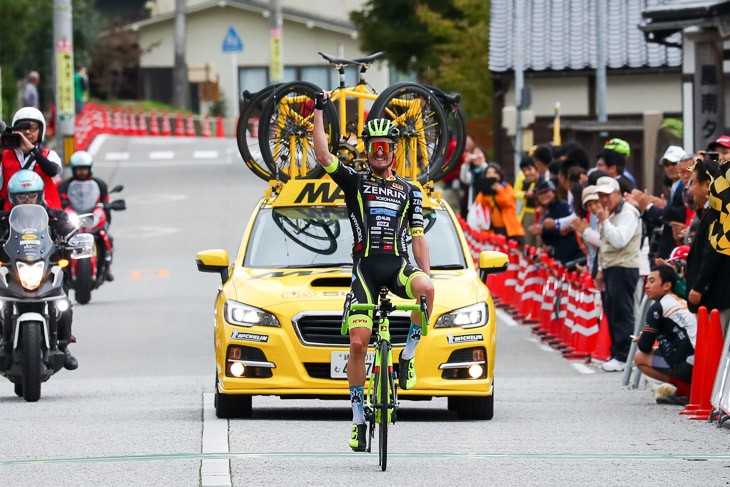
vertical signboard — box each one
[56,38,74,118]
[694,37,725,151]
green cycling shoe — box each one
[349,423,367,451]
[398,351,417,390]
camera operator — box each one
[0,107,62,210]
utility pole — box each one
[172,0,187,110]
[53,0,75,163]
[595,0,608,124]
[513,0,525,177]
[269,0,283,84]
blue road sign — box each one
[222,27,243,52]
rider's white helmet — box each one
[12,106,45,142]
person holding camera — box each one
[474,163,525,245]
[0,107,62,210]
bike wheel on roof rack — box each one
[258,81,339,182]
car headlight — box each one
[224,300,280,327]
[434,302,488,329]
[16,261,45,291]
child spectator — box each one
[515,156,539,247]
[528,180,583,266]
[633,265,697,405]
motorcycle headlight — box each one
[224,300,280,327]
[434,302,488,329]
[16,261,45,291]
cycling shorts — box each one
[347,255,427,330]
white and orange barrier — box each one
[73,105,233,151]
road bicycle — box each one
[341,286,429,471]
[257,52,450,184]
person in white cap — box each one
[625,145,689,259]
[571,185,602,275]
[594,176,642,372]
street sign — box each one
[222,27,243,52]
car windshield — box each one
[244,207,467,269]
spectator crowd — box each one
[442,134,730,405]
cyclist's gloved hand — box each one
[314,91,329,110]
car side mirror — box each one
[110,185,124,193]
[196,249,230,283]
[478,250,508,282]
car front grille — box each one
[292,311,412,346]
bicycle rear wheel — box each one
[424,85,467,183]
[377,339,389,471]
[258,81,339,182]
[236,85,281,181]
[368,83,448,184]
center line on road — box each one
[4,452,730,466]
[104,152,130,161]
[571,363,596,375]
[201,393,231,487]
[194,150,219,159]
[149,151,175,160]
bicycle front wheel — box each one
[424,85,467,183]
[368,83,448,184]
[258,81,339,182]
[377,339,389,471]
[236,84,282,181]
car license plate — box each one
[330,351,376,379]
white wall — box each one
[505,73,682,117]
[138,5,388,116]
[151,0,364,23]
[506,77,589,116]
[605,74,682,114]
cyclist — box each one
[0,107,63,210]
[58,151,115,281]
[313,91,435,452]
[0,170,77,369]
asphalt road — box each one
[1,135,729,486]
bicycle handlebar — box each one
[350,303,421,312]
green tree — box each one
[0,0,104,120]
[417,0,491,117]
[350,0,458,75]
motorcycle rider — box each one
[0,107,63,210]
[0,170,78,369]
[58,150,114,281]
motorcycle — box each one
[0,205,93,401]
[63,181,126,304]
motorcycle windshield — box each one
[67,180,101,214]
[4,205,53,261]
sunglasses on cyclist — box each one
[367,141,394,154]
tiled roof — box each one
[489,0,683,73]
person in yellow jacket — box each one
[475,163,526,246]
[514,156,540,247]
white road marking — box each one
[571,363,596,375]
[86,134,107,157]
[113,226,181,238]
[94,159,232,168]
[495,308,518,327]
[104,152,130,161]
[149,151,175,160]
[194,150,219,159]
[201,392,231,487]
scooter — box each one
[63,181,125,304]
[0,204,93,401]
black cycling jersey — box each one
[638,293,697,367]
[324,156,424,259]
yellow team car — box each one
[197,178,507,419]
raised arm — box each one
[313,91,334,169]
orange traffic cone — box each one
[112,107,122,135]
[128,108,139,135]
[186,113,196,137]
[138,109,147,135]
[161,110,172,136]
[591,307,612,363]
[149,109,160,136]
[216,115,225,137]
[202,115,211,137]
[175,111,185,136]
[684,308,725,419]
